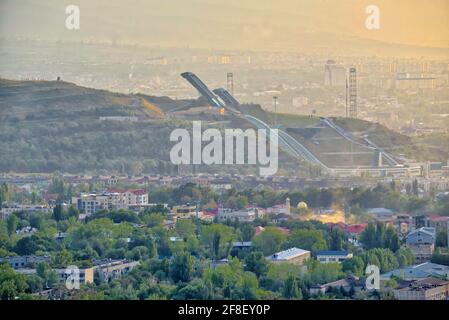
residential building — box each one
[71,189,149,216]
[266,248,311,265]
[266,198,290,216]
[309,275,365,296]
[216,207,264,222]
[316,250,353,263]
[324,60,347,87]
[406,227,436,263]
[394,214,415,238]
[109,188,148,206]
[230,241,252,257]
[71,192,127,216]
[14,260,138,285]
[93,259,140,282]
[0,204,50,219]
[172,205,202,219]
[0,255,50,270]
[16,267,95,285]
[424,215,449,233]
[394,278,449,300]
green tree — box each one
[284,229,327,253]
[342,256,365,277]
[328,227,344,251]
[283,275,302,300]
[170,251,194,283]
[14,237,38,255]
[0,264,28,299]
[239,223,255,242]
[6,214,18,236]
[51,250,73,268]
[253,227,287,256]
[212,232,221,260]
[244,251,268,278]
[52,204,65,221]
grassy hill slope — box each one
[1,79,447,175]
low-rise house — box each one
[309,275,365,296]
[172,205,203,219]
[393,277,449,300]
[0,255,50,270]
[316,250,353,264]
[54,232,67,243]
[424,215,449,233]
[266,199,290,216]
[0,203,50,219]
[16,267,95,285]
[266,248,310,265]
[406,227,436,263]
[15,259,139,285]
[231,241,252,256]
[216,207,264,222]
[16,226,37,235]
[327,222,367,243]
[380,262,449,281]
[93,259,140,282]
[271,213,290,224]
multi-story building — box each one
[111,188,148,206]
[72,192,127,216]
[406,227,436,263]
[394,278,449,300]
[71,189,148,216]
[324,60,347,87]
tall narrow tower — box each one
[347,67,358,118]
[227,72,234,96]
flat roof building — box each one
[267,247,311,265]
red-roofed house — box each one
[327,222,367,239]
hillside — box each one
[0,79,447,175]
[0,79,301,175]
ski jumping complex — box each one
[181,72,422,178]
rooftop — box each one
[381,262,449,280]
[268,247,310,261]
[316,250,351,257]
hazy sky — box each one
[0,0,448,51]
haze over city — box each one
[1,0,448,52]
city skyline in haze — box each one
[0,0,448,54]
